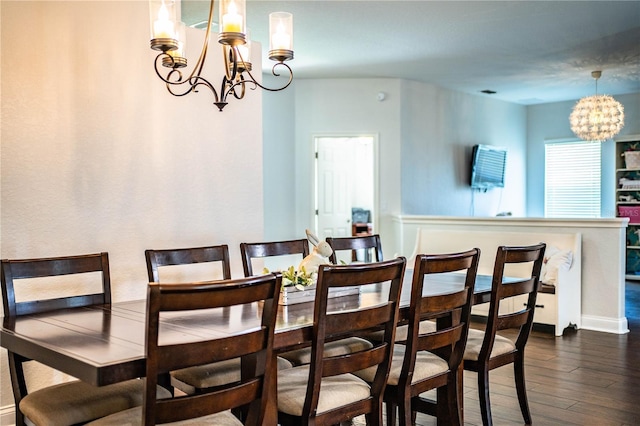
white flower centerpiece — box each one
[281,266,316,290]
[265,264,360,306]
[264,266,318,305]
[265,230,359,305]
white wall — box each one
[262,74,297,241]
[1,0,264,409]
[526,93,640,217]
[262,78,528,256]
[291,79,403,254]
[400,80,527,218]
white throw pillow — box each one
[540,246,559,281]
[541,247,573,285]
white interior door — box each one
[315,136,376,263]
[316,137,353,239]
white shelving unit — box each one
[615,134,640,280]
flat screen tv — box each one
[470,144,507,190]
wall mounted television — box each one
[470,144,507,190]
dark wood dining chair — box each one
[463,243,546,426]
[240,238,309,276]
[1,253,169,426]
[326,234,383,264]
[277,257,406,425]
[86,273,282,426]
[356,249,480,426]
[145,244,292,395]
[145,244,232,283]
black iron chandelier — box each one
[149,0,294,111]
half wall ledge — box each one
[392,215,629,335]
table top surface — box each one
[1,272,496,386]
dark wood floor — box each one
[407,281,640,425]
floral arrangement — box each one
[263,266,315,290]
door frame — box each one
[311,133,380,239]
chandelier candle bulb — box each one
[272,24,291,50]
[222,9,242,32]
[219,0,246,46]
[149,0,178,51]
[153,11,174,38]
[269,12,294,62]
[163,21,187,68]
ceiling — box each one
[181,1,640,105]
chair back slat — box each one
[497,310,531,331]
[4,255,108,279]
[240,239,309,276]
[423,255,477,274]
[325,303,395,336]
[155,379,261,423]
[419,288,469,313]
[503,245,546,263]
[323,344,389,377]
[500,278,537,299]
[144,273,281,426]
[158,328,267,372]
[326,234,383,264]
[14,294,107,316]
[416,324,464,352]
[145,245,231,283]
[157,279,275,311]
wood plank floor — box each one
[399,281,640,425]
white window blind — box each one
[545,140,601,218]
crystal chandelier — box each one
[149,0,293,111]
[569,71,624,142]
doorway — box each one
[314,135,377,261]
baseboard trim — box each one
[473,313,630,335]
[1,404,15,426]
[581,314,629,334]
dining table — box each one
[0,271,501,423]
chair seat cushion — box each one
[278,337,373,365]
[463,328,516,361]
[171,356,293,393]
[277,365,371,416]
[394,321,437,343]
[85,406,242,425]
[354,345,449,385]
[20,379,171,426]
[364,320,437,343]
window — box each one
[545,140,601,218]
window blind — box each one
[545,140,601,218]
